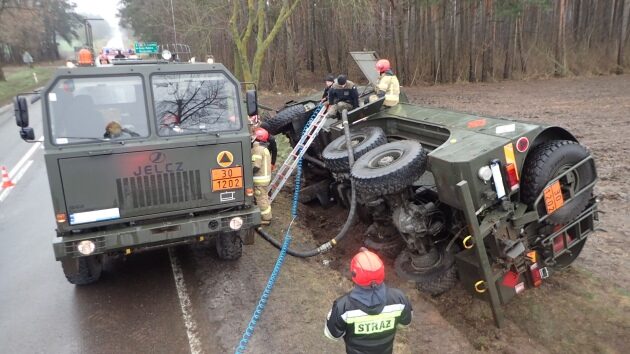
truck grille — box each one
[116,170,203,209]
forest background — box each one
[1,0,629,90]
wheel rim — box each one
[368,149,403,169]
[340,134,366,150]
[557,164,581,199]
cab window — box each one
[48,76,149,145]
[151,72,241,136]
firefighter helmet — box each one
[376,59,391,73]
[254,127,269,142]
[350,248,385,287]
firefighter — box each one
[325,248,413,354]
[327,75,359,117]
[252,127,273,224]
[368,59,400,107]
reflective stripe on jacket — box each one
[325,285,413,354]
[251,142,271,186]
[376,73,400,107]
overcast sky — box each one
[72,0,120,28]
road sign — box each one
[134,42,159,54]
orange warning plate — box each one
[211,167,243,180]
[212,167,243,192]
[543,180,564,215]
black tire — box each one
[61,256,103,285]
[394,248,457,296]
[261,104,306,135]
[350,140,427,197]
[216,231,243,260]
[322,126,387,173]
[364,237,405,260]
[521,140,595,225]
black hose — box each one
[256,109,357,258]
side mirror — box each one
[14,96,29,127]
[20,127,35,141]
[246,89,258,116]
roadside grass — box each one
[0,66,56,106]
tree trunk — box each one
[0,65,5,82]
[481,0,494,82]
[616,0,626,73]
[286,15,298,92]
[469,1,477,82]
[554,0,567,77]
[503,17,514,80]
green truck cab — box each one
[14,61,261,285]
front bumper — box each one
[53,208,261,260]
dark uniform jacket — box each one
[328,80,359,109]
[326,285,412,354]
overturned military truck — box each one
[263,52,598,326]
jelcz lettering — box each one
[132,162,185,176]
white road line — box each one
[9,137,43,176]
[0,136,43,203]
[169,248,203,354]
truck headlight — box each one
[77,240,96,255]
[229,217,243,230]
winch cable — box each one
[256,108,357,258]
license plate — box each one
[211,167,243,192]
[543,180,564,215]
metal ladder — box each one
[268,107,328,203]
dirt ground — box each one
[199,75,629,354]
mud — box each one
[201,75,630,353]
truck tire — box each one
[394,248,456,296]
[261,104,306,135]
[61,255,103,285]
[322,126,387,172]
[216,231,243,260]
[521,140,595,225]
[350,140,427,197]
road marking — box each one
[0,136,43,203]
[10,137,42,177]
[169,248,203,354]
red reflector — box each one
[516,137,529,152]
[467,118,487,128]
[530,263,542,287]
[552,231,575,253]
[506,163,520,191]
[502,271,520,287]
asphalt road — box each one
[0,100,194,353]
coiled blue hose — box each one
[235,105,323,354]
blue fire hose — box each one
[234,106,323,354]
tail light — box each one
[530,263,542,287]
[56,213,67,223]
[505,163,520,191]
[245,188,254,197]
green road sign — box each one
[134,42,159,54]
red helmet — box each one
[376,59,391,73]
[350,248,385,287]
[254,127,269,142]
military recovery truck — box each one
[14,57,262,285]
[265,52,598,325]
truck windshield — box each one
[151,72,241,136]
[47,76,149,145]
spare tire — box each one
[350,140,427,197]
[521,140,595,225]
[260,104,307,135]
[322,126,387,172]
